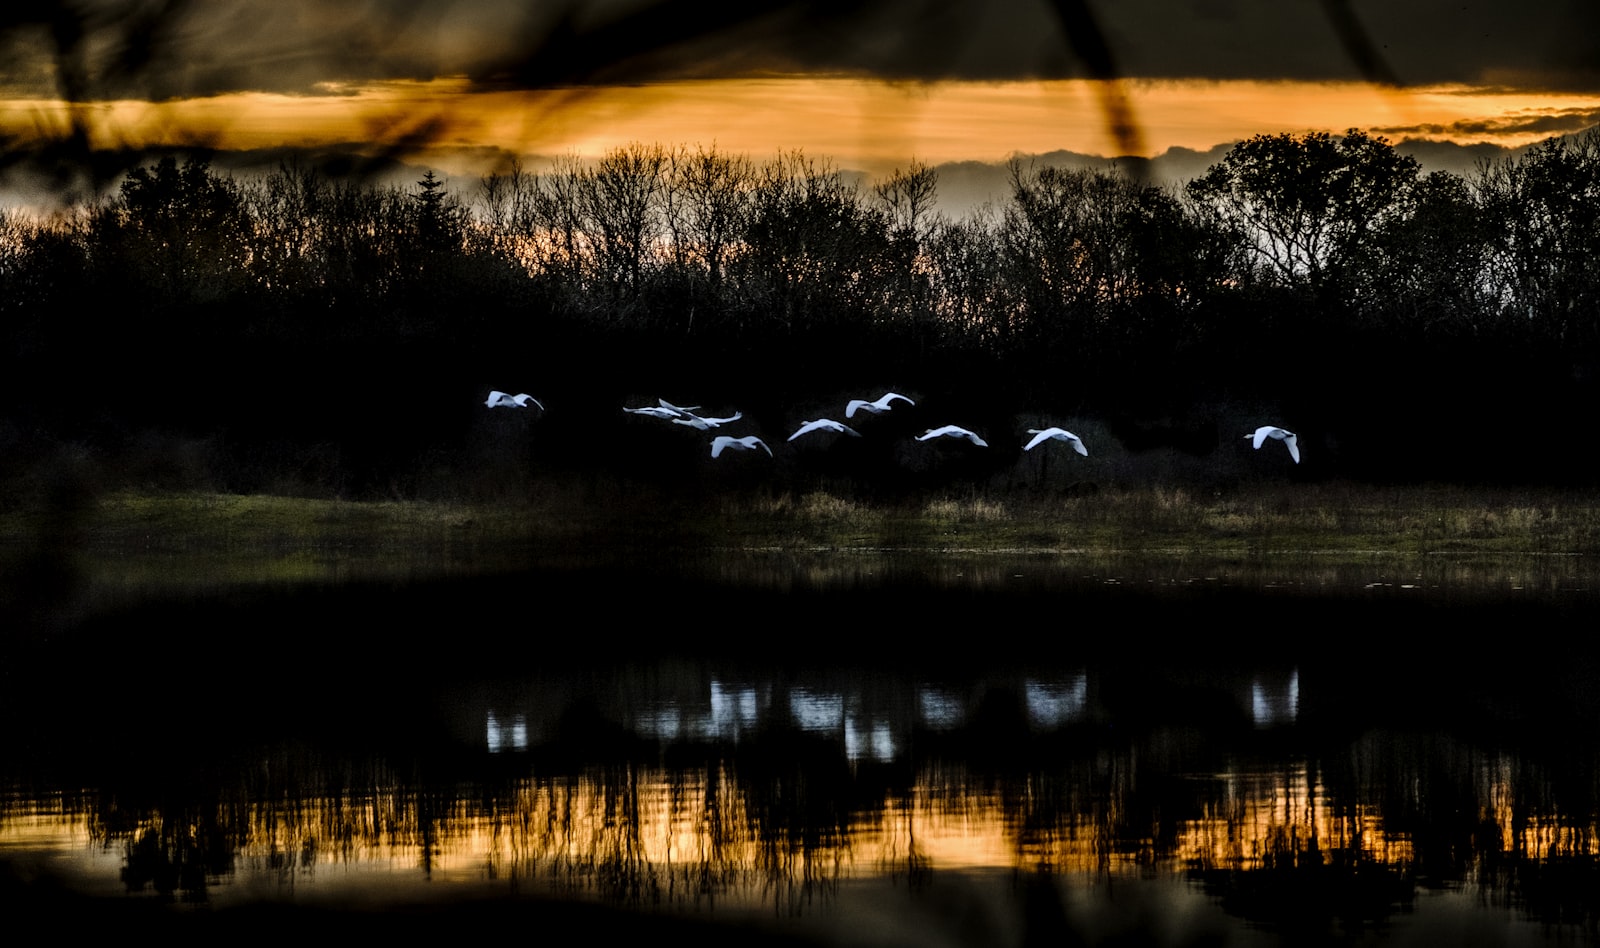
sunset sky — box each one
[2,0,1599,207]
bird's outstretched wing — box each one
[711,436,771,458]
[919,426,987,447]
[625,406,676,418]
[790,419,860,441]
[847,392,913,417]
[1029,428,1089,455]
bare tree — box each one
[739,151,893,333]
[664,144,754,293]
[477,158,540,265]
[924,206,1019,350]
[871,161,941,325]
[241,159,331,299]
[1474,128,1600,344]
[578,143,668,303]
[529,154,590,287]
[873,160,939,244]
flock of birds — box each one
[485,391,1303,464]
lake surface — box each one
[4,548,1599,945]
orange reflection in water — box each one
[1177,765,1412,871]
[7,745,1599,908]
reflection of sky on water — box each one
[13,744,1595,927]
[10,649,1600,943]
[16,547,1600,940]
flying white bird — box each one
[1024,428,1089,455]
[673,410,743,430]
[1247,426,1300,463]
[845,392,915,418]
[486,391,543,410]
[916,425,988,447]
[624,405,683,419]
[620,395,704,419]
[711,435,773,458]
[624,398,703,419]
[788,419,862,442]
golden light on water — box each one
[4,77,1598,182]
[14,754,1590,906]
[1175,766,1414,870]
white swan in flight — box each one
[846,392,915,418]
[1024,428,1088,455]
[1248,426,1300,463]
[673,410,743,430]
[788,419,862,442]
[711,435,773,458]
[624,398,702,419]
[486,391,543,410]
[916,425,988,447]
[624,405,682,419]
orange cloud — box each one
[4,76,1597,182]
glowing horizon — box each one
[3,76,1597,184]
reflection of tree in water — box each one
[17,658,1600,937]
[741,730,864,915]
[242,747,419,882]
[489,756,855,911]
[669,763,748,901]
[534,766,661,903]
[1010,756,1147,874]
[873,794,931,890]
[88,792,247,901]
[116,814,237,900]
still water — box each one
[3,550,1598,944]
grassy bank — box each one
[16,482,1600,548]
[5,480,1596,570]
[724,482,1600,555]
[2,480,1597,634]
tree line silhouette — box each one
[3,128,1598,494]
